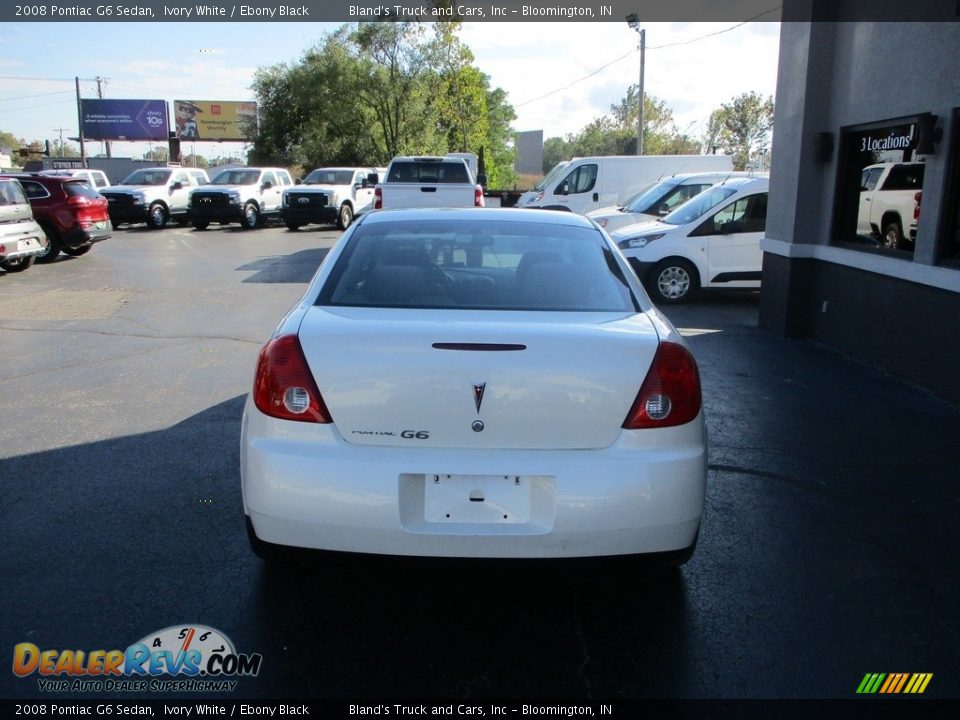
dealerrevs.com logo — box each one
[13,625,262,693]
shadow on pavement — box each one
[237,248,330,284]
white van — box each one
[609,176,769,304]
[587,171,762,234]
[520,155,733,214]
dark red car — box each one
[0,173,111,263]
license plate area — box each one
[424,474,530,524]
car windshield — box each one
[210,169,261,185]
[622,181,676,213]
[318,218,639,312]
[662,185,741,225]
[304,170,355,185]
[533,162,570,192]
[121,169,171,186]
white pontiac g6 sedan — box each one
[241,208,707,563]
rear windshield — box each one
[387,161,470,184]
[881,164,924,191]
[0,180,28,206]
[122,169,171,186]
[317,219,639,312]
[63,181,102,200]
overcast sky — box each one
[0,21,780,160]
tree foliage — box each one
[702,92,774,169]
[250,22,517,187]
[541,85,699,172]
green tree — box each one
[143,147,169,162]
[705,92,774,169]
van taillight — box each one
[622,341,701,429]
[252,335,331,424]
[914,191,922,221]
[374,187,382,209]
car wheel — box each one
[240,202,260,229]
[61,244,93,257]
[649,259,698,304]
[285,221,303,231]
[146,202,168,229]
[882,220,903,250]
[0,255,36,273]
[336,203,354,230]
[35,226,61,264]
[192,221,209,230]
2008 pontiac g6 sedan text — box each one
[241,208,706,562]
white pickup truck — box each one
[373,156,484,210]
[858,162,925,250]
[281,167,378,231]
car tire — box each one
[336,203,354,230]
[35,225,61,264]
[62,244,93,257]
[285,221,303,231]
[0,255,36,273]
[192,221,209,230]
[146,202,168,229]
[649,258,699,304]
[882,220,903,250]
[240,202,260,229]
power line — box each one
[514,10,781,110]
[0,90,74,103]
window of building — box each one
[833,117,928,257]
[940,109,960,267]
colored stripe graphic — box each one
[857,673,932,694]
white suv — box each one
[610,176,769,304]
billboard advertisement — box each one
[173,100,258,141]
[81,99,169,141]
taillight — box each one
[474,186,485,208]
[252,335,331,424]
[374,186,382,209]
[914,191,922,221]
[622,341,701,429]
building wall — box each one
[760,9,960,403]
[514,130,544,176]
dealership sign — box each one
[173,100,258,141]
[81,99,169,141]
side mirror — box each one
[171,181,183,190]
[359,179,370,189]
[367,173,379,186]
[295,178,303,185]
[261,181,273,191]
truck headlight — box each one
[229,192,241,205]
[131,193,146,205]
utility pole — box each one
[626,15,645,156]
[75,76,86,166]
[96,76,111,158]
[53,128,68,156]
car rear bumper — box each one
[241,399,707,559]
[0,233,47,262]
[63,222,112,248]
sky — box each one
[0,20,780,162]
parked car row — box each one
[0,173,112,274]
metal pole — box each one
[75,77,86,167]
[638,29,645,156]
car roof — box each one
[362,207,597,229]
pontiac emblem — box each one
[473,382,486,414]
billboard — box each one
[81,99,169,141]
[173,100,258,141]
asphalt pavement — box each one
[1,222,958,701]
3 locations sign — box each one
[81,99,169,141]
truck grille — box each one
[191,192,231,207]
[101,193,136,209]
[287,193,328,207]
